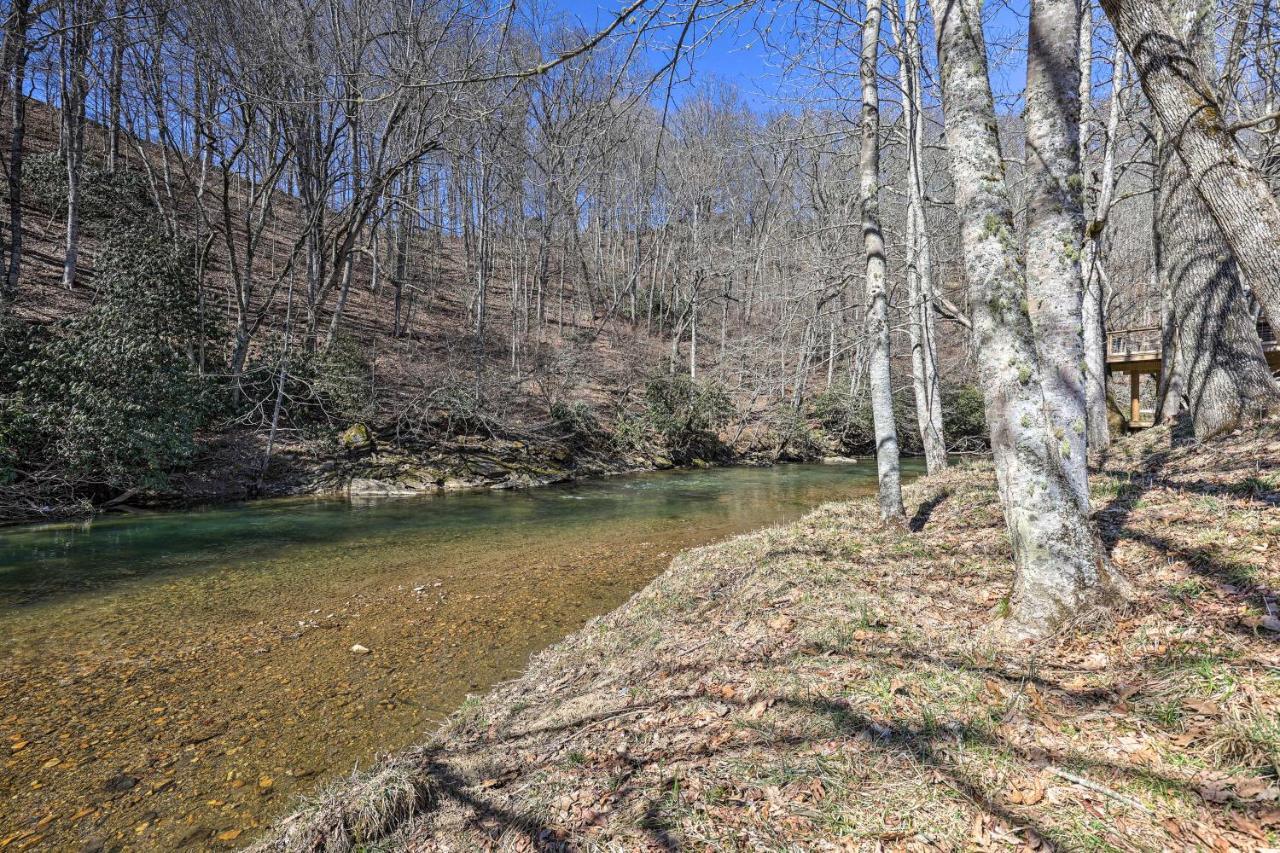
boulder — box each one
[339,423,375,455]
[348,478,417,496]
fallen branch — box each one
[1047,765,1155,815]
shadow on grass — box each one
[908,488,950,532]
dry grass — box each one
[252,424,1280,852]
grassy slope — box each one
[253,426,1280,852]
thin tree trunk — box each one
[106,0,126,173]
[1081,41,1124,452]
[61,5,93,291]
[1152,0,1280,436]
[895,0,947,474]
[860,0,904,521]
[1024,0,1090,509]
[930,0,1125,636]
[3,0,32,303]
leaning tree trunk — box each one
[1100,0,1280,333]
[1158,151,1279,436]
[895,0,948,474]
[1024,0,1090,510]
[930,0,1126,636]
[860,0,904,521]
[1151,0,1280,437]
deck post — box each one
[1129,371,1140,428]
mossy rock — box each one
[340,423,375,455]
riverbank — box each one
[255,423,1280,851]
[0,463,900,851]
[0,426,746,527]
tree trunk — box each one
[1151,0,1280,436]
[931,0,1125,636]
[2,0,32,303]
[106,0,126,173]
[895,0,948,474]
[1024,0,1090,509]
[1100,0,1280,332]
[1081,41,1125,452]
[861,0,904,521]
[60,5,94,291]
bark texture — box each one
[860,0,905,520]
[1157,145,1280,436]
[1100,0,1280,332]
[931,0,1124,636]
[1024,0,1090,508]
[1151,0,1280,437]
[2,0,32,302]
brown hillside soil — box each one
[1,99,761,524]
[254,424,1280,852]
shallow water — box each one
[0,461,920,849]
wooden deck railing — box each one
[1107,321,1279,363]
[1106,321,1280,428]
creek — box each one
[0,460,922,849]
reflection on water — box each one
[0,461,920,849]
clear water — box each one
[0,461,920,848]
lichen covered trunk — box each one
[1024,0,1090,507]
[861,0,905,520]
[930,0,1125,635]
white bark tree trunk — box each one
[930,0,1126,636]
[895,0,948,474]
[1080,41,1125,452]
[1024,0,1090,510]
[861,0,905,521]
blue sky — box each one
[543,0,1040,114]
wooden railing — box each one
[1107,321,1279,428]
[1106,325,1161,362]
[1107,321,1279,363]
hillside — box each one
[255,424,1280,851]
[0,99,778,520]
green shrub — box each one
[811,388,877,453]
[942,383,989,451]
[22,151,154,225]
[767,406,824,460]
[640,373,734,463]
[240,334,374,434]
[550,401,609,451]
[5,228,217,492]
[809,381,989,456]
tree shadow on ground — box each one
[386,631,1211,851]
[909,487,950,532]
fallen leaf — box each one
[1182,698,1219,715]
[767,615,795,633]
[1234,777,1278,801]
